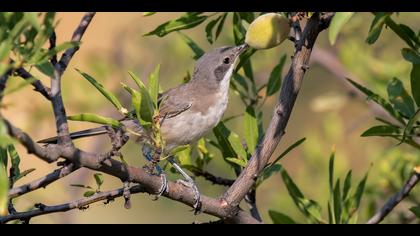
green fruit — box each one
[245,13,291,50]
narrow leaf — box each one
[148,64,160,108]
[342,170,353,201]
[401,48,420,64]
[244,106,259,153]
[270,138,306,167]
[83,191,96,197]
[361,125,401,137]
[0,162,8,216]
[77,69,125,114]
[179,33,204,60]
[333,179,342,224]
[225,157,247,168]
[269,210,296,224]
[411,64,420,106]
[387,77,415,118]
[347,78,404,124]
[8,144,20,183]
[267,54,287,96]
[144,13,207,37]
[128,71,154,125]
[67,113,121,128]
[93,173,103,190]
[366,12,390,44]
[329,12,355,45]
[410,206,420,218]
[143,12,156,17]
[205,15,222,44]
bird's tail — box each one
[37,126,108,144]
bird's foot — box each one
[176,178,202,214]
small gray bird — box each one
[39,44,249,212]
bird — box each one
[38,43,249,213]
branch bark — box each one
[367,171,420,224]
[8,163,79,199]
[222,13,335,208]
[1,184,146,224]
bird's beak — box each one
[234,43,249,57]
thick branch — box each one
[0,185,146,224]
[367,171,420,224]
[4,119,259,223]
[223,13,334,208]
[8,163,79,199]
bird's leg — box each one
[167,156,201,214]
[142,145,168,197]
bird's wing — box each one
[158,87,192,120]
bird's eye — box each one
[223,57,230,64]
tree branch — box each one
[367,171,420,224]
[222,12,335,208]
[50,12,95,144]
[189,167,234,186]
[8,163,79,199]
[0,184,146,224]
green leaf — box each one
[0,147,7,168]
[366,12,390,44]
[212,122,237,159]
[266,54,287,96]
[0,119,15,148]
[215,13,228,41]
[347,78,404,124]
[225,157,247,168]
[77,69,126,114]
[244,106,259,153]
[121,83,142,124]
[280,165,324,223]
[144,13,208,37]
[93,173,103,190]
[67,113,121,128]
[409,206,420,218]
[329,12,355,45]
[24,12,41,31]
[269,210,296,224]
[143,12,156,17]
[387,77,415,118]
[35,61,55,77]
[258,164,281,186]
[333,179,342,224]
[176,145,191,166]
[342,170,353,201]
[128,71,154,125]
[401,48,420,64]
[205,15,223,44]
[8,145,20,183]
[329,149,335,194]
[411,64,420,106]
[2,77,37,96]
[361,125,401,137]
[179,33,204,60]
[270,138,306,167]
[83,191,96,197]
[232,73,249,93]
[30,41,80,64]
[385,17,417,49]
[14,168,36,183]
[0,162,8,216]
[235,48,257,74]
[70,184,93,189]
[170,145,190,156]
[148,64,160,108]
[401,108,420,144]
[352,170,369,211]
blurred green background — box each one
[3,12,420,223]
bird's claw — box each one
[177,179,202,215]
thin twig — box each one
[13,66,51,100]
[8,163,79,199]
[189,167,234,186]
[367,171,420,224]
[0,185,146,224]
